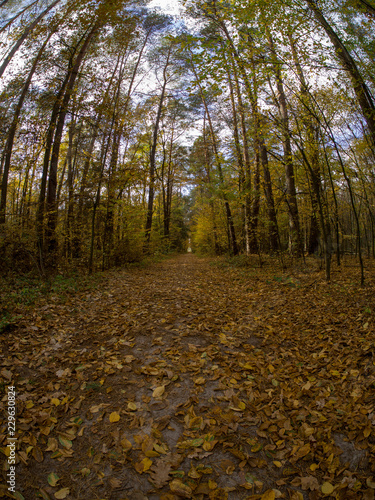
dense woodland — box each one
[0,0,374,282]
[1,3,375,498]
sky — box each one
[148,0,184,17]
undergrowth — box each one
[0,251,183,333]
[0,271,104,333]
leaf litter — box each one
[0,254,374,499]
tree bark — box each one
[0,0,61,79]
[144,45,172,251]
[189,51,239,255]
[0,0,39,35]
[306,0,375,147]
[0,30,53,224]
[45,24,98,260]
[259,137,279,252]
[268,33,302,255]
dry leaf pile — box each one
[0,254,374,500]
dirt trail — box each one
[1,254,374,499]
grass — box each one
[0,271,105,333]
[0,251,182,333]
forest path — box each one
[1,254,375,499]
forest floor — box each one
[1,253,375,500]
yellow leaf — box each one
[58,436,72,450]
[170,478,192,497]
[194,377,206,385]
[273,461,282,468]
[109,412,120,423]
[46,438,58,452]
[154,443,168,454]
[120,438,132,452]
[302,381,312,391]
[142,457,152,472]
[48,473,60,487]
[26,401,34,409]
[261,490,276,500]
[203,440,217,451]
[54,488,70,499]
[127,402,137,411]
[364,427,371,438]
[294,443,310,461]
[209,488,229,499]
[188,416,204,429]
[321,482,334,495]
[310,463,319,471]
[208,479,218,489]
[51,398,60,406]
[153,386,165,398]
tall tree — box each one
[0,29,54,224]
[305,0,375,147]
[0,0,61,79]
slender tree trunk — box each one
[348,0,375,18]
[88,130,111,274]
[190,53,239,255]
[231,59,257,254]
[65,121,80,259]
[268,33,302,255]
[306,0,375,147]
[103,127,120,269]
[162,131,174,240]
[0,31,53,224]
[203,113,219,254]
[259,137,279,252]
[0,0,61,79]
[288,33,321,254]
[144,45,172,251]
[226,59,246,251]
[0,0,39,35]
[36,37,79,262]
[45,24,98,261]
[74,56,122,258]
[321,135,341,266]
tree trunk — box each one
[144,45,172,251]
[349,0,375,18]
[268,33,302,256]
[45,24,98,262]
[0,0,61,79]
[259,137,279,252]
[0,0,39,35]
[306,0,375,147]
[0,31,53,224]
[190,52,239,255]
[74,55,122,258]
[288,32,321,254]
[202,113,220,254]
[226,59,246,252]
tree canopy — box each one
[0,0,374,283]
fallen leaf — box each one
[153,386,165,398]
[47,473,60,487]
[54,488,70,499]
[109,411,120,422]
[321,482,334,495]
[170,478,192,498]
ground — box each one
[0,253,375,500]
